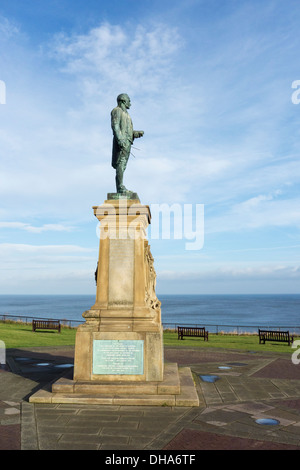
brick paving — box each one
[163,428,300,450]
[1,345,300,451]
[0,424,20,450]
[252,358,300,380]
[0,396,21,450]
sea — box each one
[0,294,299,334]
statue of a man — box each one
[111,94,144,194]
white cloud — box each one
[0,21,186,219]
[1,16,298,215]
[51,22,183,94]
[159,264,300,282]
[206,192,300,234]
[0,243,95,269]
[0,243,96,268]
[0,243,94,254]
[0,243,97,294]
[0,16,20,39]
[0,222,74,233]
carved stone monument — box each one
[29,96,199,406]
[73,198,164,385]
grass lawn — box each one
[0,321,77,348]
[164,330,296,354]
[0,321,296,354]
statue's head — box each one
[117,93,131,109]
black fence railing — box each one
[0,314,83,329]
[163,322,300,336]
[1,314,300,336]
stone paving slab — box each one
[1,346,300,450]
[24,402,191,450]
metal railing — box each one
[0,314,83,329]
[164,322,300,336]
[1,314,300,336]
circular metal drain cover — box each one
[226,362,248,367]
[255,418,280,425]
[199,375,220,383]
[55,364,73,368]
[15,357,34,362]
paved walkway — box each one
[1,345,300,450]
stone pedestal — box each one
[74,197,164,383]
[29,196,199,406]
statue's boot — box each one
[119,185,128,193]
[116,171,128,194]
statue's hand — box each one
[133,130,144,139]
[118,139,126,149]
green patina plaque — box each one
[93,340,144,375]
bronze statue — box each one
[111,94,144,194]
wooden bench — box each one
[178,326,208,341]
[32,319,61,333]
[258,329,293,346]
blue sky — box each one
[0,0,300,295]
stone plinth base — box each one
[107,192,139,200]
[29,363,199,407]
[29,198,200,407]
[73,321,164,383]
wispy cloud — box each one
[0,243,97,294]
[160,264,300,281]
[206,191,300,234]
[0,15,20,39]
[0,243,95,257]
[0,222,74,233]
[51,22,183,94]
[157,264,300,295]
